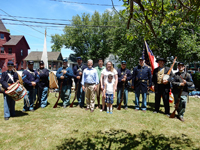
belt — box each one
[138,80,147,82]
[85,83,95,85]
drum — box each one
[49,71,59,89]
[5,82,27,101]
[162,74,170,81]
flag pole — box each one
[144,40,153,71]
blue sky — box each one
[0,0,123,58]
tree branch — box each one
[127,0,134,29]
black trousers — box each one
[155,84,170,114]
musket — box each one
[53,80,63,108]
[70,81,79,107]
[117,74,127,110]
[34,88,40,109]
[170,75,185,118]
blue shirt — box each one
[81,67,99,85]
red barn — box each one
[0,20,30,72]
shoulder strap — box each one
[7,72,14,83]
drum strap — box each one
[7,73,14,83]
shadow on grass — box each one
[56,129,199,150]
[15,110,28,117]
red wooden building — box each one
[0,20,30,72]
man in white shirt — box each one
[81,59,99,112]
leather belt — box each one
[138,80,146,82]
[85,83,95,85]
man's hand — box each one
[152,86,154,91]
[121,78,125,82]
[7,86,12,90]
[101,86,104,91]
[60,76,64,79]
[79,72,82,76]
[131,86,134,89]
[16,80,20,83]
[182,79,186,84]
[94,85,97,91]
[37,72,40,75]
[76,76,80,79]
[180,83,185,86]
[82,86,85,91]
[63,70,67,74]
[163,80,168,84]
[31,82,36,86]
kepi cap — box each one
[178,62,184,66]
[77,57,82,60]
[7,61,14,67]
[39,60,44,65]
[63,59,68,62]
[28,60,34,65]
[121,60,126,64]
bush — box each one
[192,72,200,90]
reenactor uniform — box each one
[0,61,18,120]
[117,61,132,109]
[56,59,76,107]
[132,57,152,111]
[37,61,49,108]
[73,57,87,108]
[22,61,40,112]
[152,58,173,115]
[172,62,193,121]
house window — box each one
[0,34,4,39]
[8,48,12,54]
[21,61,23,68]
[1,47,4,53]
[21,49,23,56]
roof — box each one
[0,20,9,33]
[24,51,63,61]
[3,35,24,46]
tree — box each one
[119,0,200,63]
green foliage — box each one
[192,72,200,90]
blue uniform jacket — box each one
[0,70,19,90]
[132,65,152,93]
[117,68,132,88]
[22,69,40,91]
[56,67,76,86]
[73,64,87,83]
[37,68,49,88]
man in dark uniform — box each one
[132,57,152,112]
[117,60,132,109]
[0,61,19,120]
[56,59,80,108]
[73,57,87,108]
[172,62,193,121]
[22,61,40,112]
[37,61,49,108]
[152,58,173,116]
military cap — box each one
[77,57,82,60]
[39,60,44,65]
[139,57,144,60]
[63,59,68,62]
[28,60,34,65]
[121,60,126,64]
[7,61,14,66]
[156,58,166,63]
[178,62,184,66]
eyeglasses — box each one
[108,77,113,79]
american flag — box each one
[142,41,158,74]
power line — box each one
[1,18,117,28]
[0,14,72,22]
[50,0,121,7]
[0,9,51,37]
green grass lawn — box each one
[0,91,200,150]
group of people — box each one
[0,56,193,122]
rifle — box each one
[34,89,39,109]
[170,75,185,118]
[53,80,63,108]
[70,81,79,107]
[117,74,127,110]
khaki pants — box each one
[96,83,102,98]
[85,84,96,110]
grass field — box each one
[0,91,200,150]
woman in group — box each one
[100,61,118,111]
[0,61,19,120]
